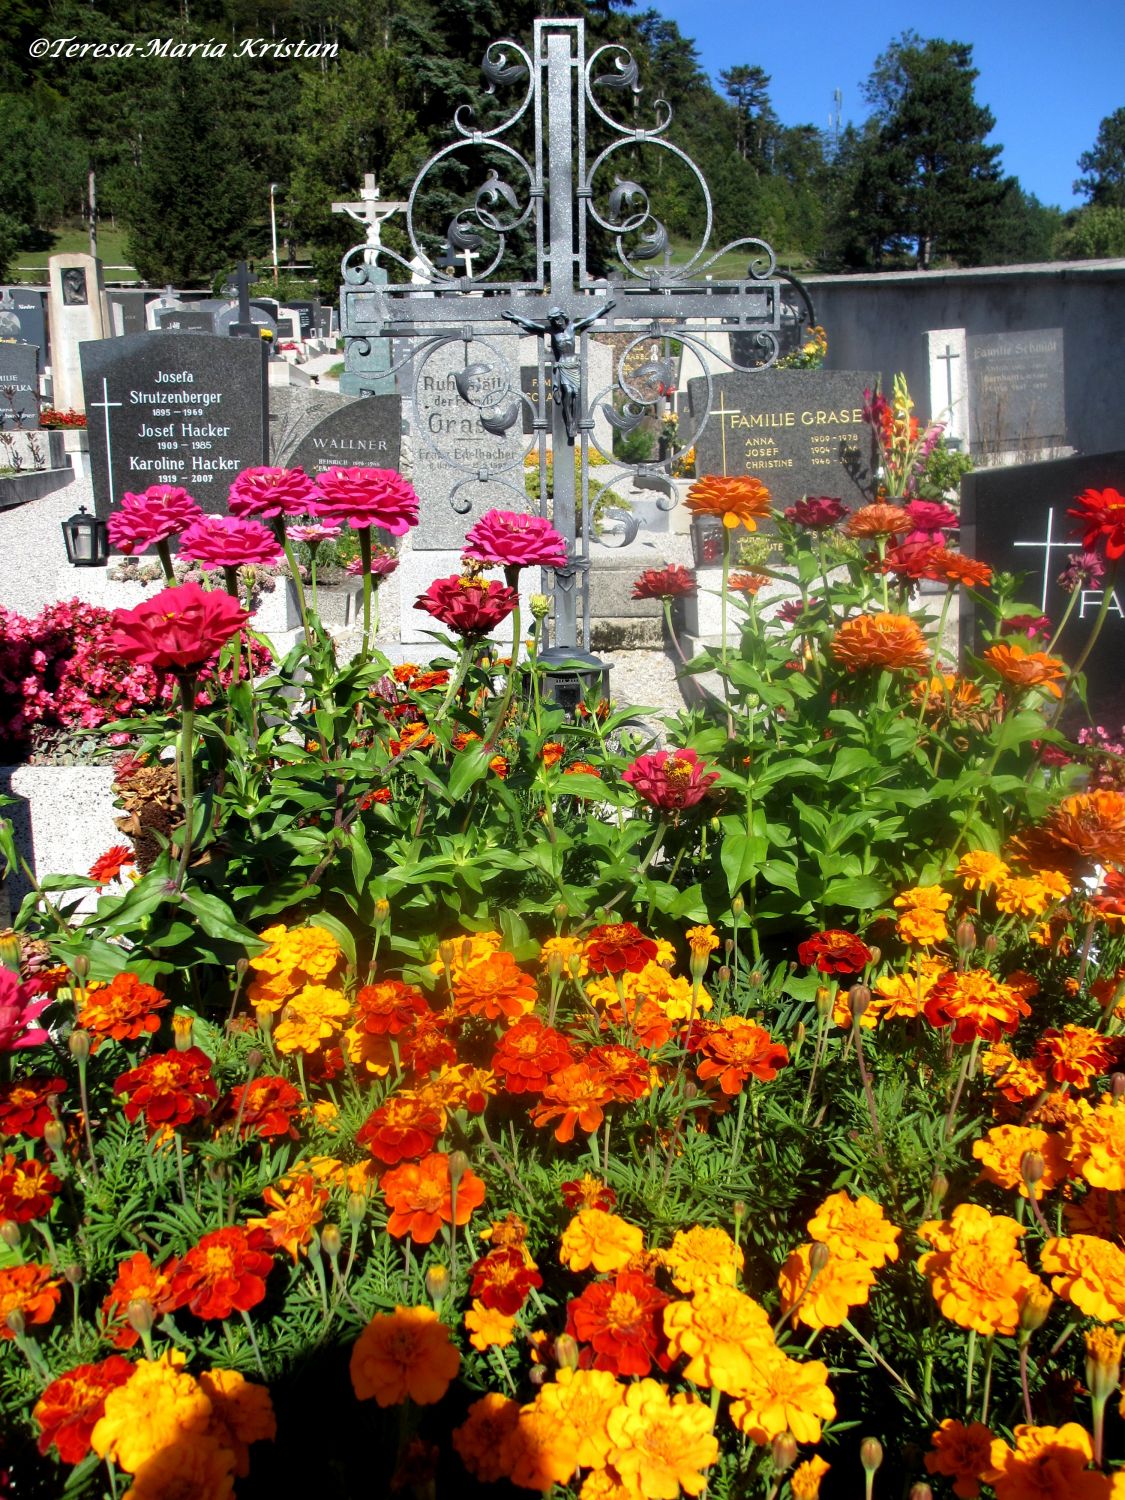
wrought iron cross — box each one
[337,16,783,650]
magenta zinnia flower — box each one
[0,970,50,1052]
[622,748,719,812]
[1057,550,1106,593]
[312,467,419,535]
[415,575,518,638]
[178,515,283,569]
[346,550,398,579]
[228,466,322,521]
[1068,488,1125,561]
[784,497,846,530]
[463,510,568,571]
[903,500,958,542]
[287,522,342,546]
[1000,614,1053,641]
[632,565,697,600]
[107,486,203,553]
[111,582,250,673]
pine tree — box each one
[1075,108,1125,209]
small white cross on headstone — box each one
[332,174,407,265]
[88,377,121,508]
[1013,506,1074,612]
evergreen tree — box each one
[1075,107,1125,209]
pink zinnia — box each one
[346,551,399,579]
[903,499,959,545]
[632,565,697,600]
[177,515,283,569]
[228,466,322,520]
[622,748,719,812]
[287,522,342,546]
[312,467,419,535]
[784,497,846,530]
[463,510,568,570]
[1000,614,1053,641]
[111,581,250,673]
[0,970,50,1052]
[415,575,518,638]
[107,486,202,553]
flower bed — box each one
[3,452,1125,1500]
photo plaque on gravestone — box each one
[80,332,269,520]
[62,267,89,306]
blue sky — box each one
[649,0,1125,210]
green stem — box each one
[222,565,241,599]
[358,527,374,661]
[484,603,522,752]
[156,538,176,585]
[279,533,312,647]
[1045,583,1081,657]
[175,680,197,890]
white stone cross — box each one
[937,344,960,412]
[88,377,121,505]
[1012,505,1074,612]
[331,175,407,263]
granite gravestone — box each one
[47,253,111,412]
[960,449,1125,724]
[0,344,40,428]
[1,289,48,372]
[154,303,221,334]
[80,332,268,519]
[107,290,150,337]
[967,329,1066,455]
[286,396,401,480]
[687,370,876,508]
[217,303,277,340]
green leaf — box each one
[349,824,373,898]
[820,874,890,909]
[307,911,357,967]
[180,890,264,948]
[720,831,766,898]
[760,859,800,894]
[827,747,881,783]
[448,743,493,802]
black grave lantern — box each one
[61,505,108,567]
[689,514,726,568]
[536,647,611,717]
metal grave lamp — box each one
[689,514,727,568]
[535,646,611,716]
[61,505,108,567]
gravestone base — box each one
[590,618,664,651]
[1,431,66,468]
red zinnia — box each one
[1068,487,1125,560]
[470,1247,543,1315]
[797,929,873,975]
[111,581,250,674]
[87,844,135,889]
[567,1270,670,1377]
[491,1017,575,1095]
[0,1154,61,1222]
[171,1226,274,1319]
[357,1093,446,1166]
[101,1250,182,1348]
[224,1075,303,1139]
[113,1046,218,1135]
[415,575,519,638]
[34,1356,134,1464]
[584,923,658,977]
[622,749,719,812]
[0,1076,66,1138]
[355,979,430,1036]
[694,1018,789,1094]
[784,497,846,529]
[632,565,697,600]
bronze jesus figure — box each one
[501,302,614,444]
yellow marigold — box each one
[870,957,948,1020]
[994,876,1054,918]
[957,851,1010,891]
[1039,1235,1125,1322]
[91,1352,213,1474]
[581,1470,632,1500]
[343,1023,394,1077]
[122,1435,236,1500]
[918,1203,1026,1257]
[540,934,588,978]
[586,963,712,1023]
[605,1379,718,1499]
[686,474,772,532]
[507,1402,580,1491]
[246,1177,326,1261]
[791,1456,830,1500]
[273,984,350,1055]
[895,884,954,912]
[807,1191,901,1268]
[684,925,720,957]
[559,1210,644,1274]
[897,906,949,946]
[349,1305,460,1407]
[981,1042,1047,1104]
[830,613,930,672]
[1067,1097,1125,1191]
[925,1419,995,1500]
[452,1393,521,1484]
[728,1346,837,1445]
[919,1232,1045,1336]
[777,1243,875,1329]
[429,930,503,983]
[972,1125,1066,1200]
[465,1299,517,1351]
[532,1367,623,1471]
[983,1424,1109,1500]
[247,924,342,1009]
[660,1225,744,1294]
[196,1368,275,1478]
[662,1284,773,1393]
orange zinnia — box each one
[350,1305,460,1406]
[381,1151,486,1244]
[831,613,930,672]
[686,474,772,531]
[844,503,912,538]
[924,547,993,588]
[983,643,1067,699]
[1040,790,1125,866]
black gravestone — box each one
[314,307,331,338]
[960,449,1125,726]
[286,301,317,339]
[0,344,40,428]
[154,307,219,334]
[275,313,299,343]
[967,329,1066,455]
[2,290,48,372]
[80,332,269,518]
[107,290,148,337]
[687,370,876,509]
[286,396,401,480]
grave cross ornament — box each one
[337,16,784,650]
[332,176,408,266]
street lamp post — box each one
[269,184,280,286]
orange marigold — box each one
[605,1378,718,1498]
[560,1210,644,1274]
[1035,1027,1117,1090]
[777,1243,875,1329]
[197,1367,276,1477]
[532,1367,623,1471]
[170,1227,273,1320]
[1039,1235,1125,1321]
[453,1393,521,1484]
[381,1151,486,1244]
[806,1191,900,1268]
[791,1456,831,1500]
[101,1250,181,1349]
[77,971,168,1045]
[0,1262,62,1337]
[957,851,1010,891]
[924,969,1031,1044]
[662,1284,773,1392]
[464,1299,518,1351]
[659,1224,744,1294]
[728,1347,837,1445]
[0,1154,60,1223]
[121,1434,237,1500]
[984,1424,1110,1500]
[693,1018,788,1094]
[350,1304,460,1406]
[506,1402,581,1491]
[686,474,772,532]
[33,1356,134,1464]
[983,643,1068,700]
[530,1062,615,1144]
[90,1352,213,1474]
[1068,1097,1125,1190]
[453,951,538,1023]
[925,1419,995,1500]
[831,613,929,672]
[972,1125,1066,1200]
[246,1176,327,1262]
[918,1210,1043,1335]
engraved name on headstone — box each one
[967,329,1066,455]
[0,343,40,429]
[286,396,401,480]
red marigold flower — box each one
[381,1151,486,1244]
[463,509,568,571]
[1068,486,1125,560]
[87,844,135,889]
[178,514,283,569]
[1033,1025,1117,1088]
[356,979,430,1036]
[0,1154,61,1222]
[415,575,519,639]
[111,582,250,674]
[622,748,720,812]
[77,970,168,1046]
[491,1017,575,1095]
[797,929,874,976]
[784,497,847,529]
[632,565,697,600]
[171,1227,274,1319]
[560,1175,618,1212]
[585,923,658,977]
[357,1093,445,1166]
[530,1062,615,1143]
[311,466,419,535]
[101,1250,182,1348]
[470,1247,543,1315]
[113,1046,218,1136]
[106,486,202,553]
[224,1075,303,1140]
[357,787,394,809]
[399,1016,459,1076]
[924,970,1032,1045]
[227,465,321,520]
[586,1044,654,1102]
[694,1018,789,1094]
[0,1076,66,1138]
[566,1270,670,1377]
[33,1356,134,1464]
[453,952,538,1023]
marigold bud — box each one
[1019,1284,1053,1332]
[554,1334,580,1370]
[983,933,998,955]
[809,1242,830,1274]
[425,1264,450,1304]
[930,1172,949,1207]
[461,938,474,967]
[815,985,833,1017]
[771,1433,798,1473]
[0,1220,20,1248]
[547,952,566,981]
[1020,1149,1046,1189]
[1085,1326,1125,1403]
[439,940,456,968]
[794,1021,807,1046]
[717,965,732,985]
[709,817,721,835]
[69,954,90,980]
[321,1225,342,1259]
[860,1438,884,1475]
[6,1308,25,1337]
[68,1029,90,1062]
[448,1151,469,1186]
[254,1004,274,1035]
[955,919,977,953]
[731,895,745,917]
[749,969,763,988]
[235,957,249,977]
[64,1263,83,1286]
[867,945,881,966]
[126,1297,155,1335]
[553,902,570,922]
[43,1119,66,1156]
[172,1012,194,1051]
[1112,1072,1125,1100]
[849,984,871,1019]
[530,593,551,620]
[347,1192,367,1228]
[909,1485,934,1500]
[246,1048,264,1073]
[568,954,583,979]
[725,938,735,958]
[528,1364,547,1388]
[373,898,391,926]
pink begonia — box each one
[228,466,322,520]
[463,509,568,570]
[0,969,50,1052]
[178,514,283,569]
[107,486,202,553]
[311,468,420,535]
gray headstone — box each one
[217,302,276,339]
[275,313,299,342]
[339,262,394,396]
[80,332,269,518]
[314,307,331,338]
[1,289,47,372]
[0,344,40,428]
[155,306,220,334]
[967,329,1066,455]
[687,369,876,509]
[107,290,149,337]
[285,395,401,480]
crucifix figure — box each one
[332,175,407,266]
[502,303,615,444]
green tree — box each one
[1056,203,1125,259]
[1075,107,1125,208]
[718,64,774,166]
